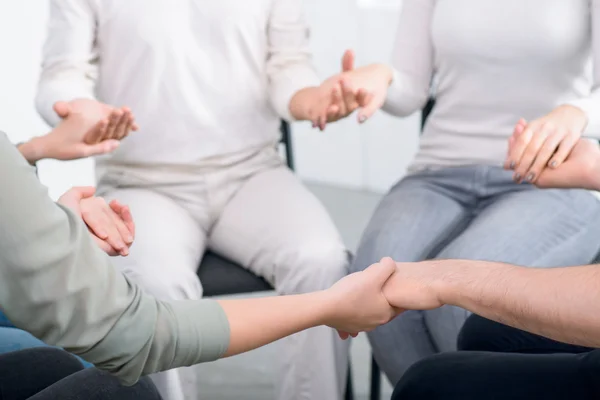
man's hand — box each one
[57,187,135,256]
[18,99,139,164]
[381,260,445,312]
[323,257,400,339]
[505,119,600,190]
[289,50,370,130]
[505,105,588,184]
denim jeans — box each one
[0,311,93,368]
[351,165,600,384]
[0,347,161,400]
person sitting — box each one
[35,1,367,397]
[375,137,600,399]
[318,0,600,383]
[0,128,399,398]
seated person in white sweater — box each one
[34,1,365,399]
[317,0,600,385]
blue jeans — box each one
[0,312,93,368]
[350,165,600,384]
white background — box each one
[0,0,421,199]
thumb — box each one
[53,101,71,119]
[342,49,355,72]
[514,118,527,136]
[365,257,397,283]
[81,140,120,157]
[70,186,97,200]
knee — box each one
[457,314,503,351]
[392,355,448,400]
[277,242,350,293]
[121,262,202,301]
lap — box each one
[393,349,600,400]
[208,166,348,291]
[97,187,205,300]
[458,314,594,354]
[436,187,600,266]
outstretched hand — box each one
[57,187,135,257]
[324,257,401,339]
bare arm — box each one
[384,259,600,348]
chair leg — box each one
[370,354,381,400]
[345,362,354,400]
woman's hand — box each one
[505,105,588,183]
[57,187,135,256]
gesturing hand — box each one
[57,187,135,257]
[44,99,139,160]
[289,50,370,130]
[505,105,588,183]
[324,257,400,339]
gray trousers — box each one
[350,165,600,385]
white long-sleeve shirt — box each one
[383,0,600,170]
[36,0,319,166]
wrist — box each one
[289,87,318,121]
[375,63,394,87]
[17,136,50,164]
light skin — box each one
[379,139,600,348]
[18,98,138,164]
[219,257,400,357]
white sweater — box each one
[383,0,600,170]
[36,0,319,166]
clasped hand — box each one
[58,187,135,257]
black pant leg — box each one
[0,348,83,400]
[393,349,600,400]
[28,368,162,400]
[458,314,594,353]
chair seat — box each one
[198,251,273,297]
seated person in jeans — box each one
[379,135,600,399]
[0,101,137,369]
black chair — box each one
[368,98,436,400]
[197,120,354,400]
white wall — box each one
[0,0,419,198]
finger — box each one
[131,121,140,131]
[110,200,135,240]
[337,331,350,340]
[53,101,71,119]
[525,133,563,183]
[365,257,397,283]
[105,109,123,140]
[109,207,134,248]
[82,210,109,240]
[113,108,131,140]
[350,332,359,338]
[505,119,529,169]
[84,118,110,145]
[514,126,556,182]
[100,208,128,253]
[93,236,118,256]
[356,89,370,108]
[341,49,355,72]
[507,124,535,175]
[331,86,347,118]
[357,96,383,123]
[80,140,120,157]
[341,79,358,113]
[548,133,580,168]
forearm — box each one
[218,292,330,357]
[0,133,231,385]
[437,260,600,347]
[16,136,50,164]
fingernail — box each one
[549,161,557,168]
[126,235,134,243]
[514,174,521,182]
[359,115,367,123]
[525,173,534,182]
[509,161,516,169]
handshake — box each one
[319,257,444,338]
